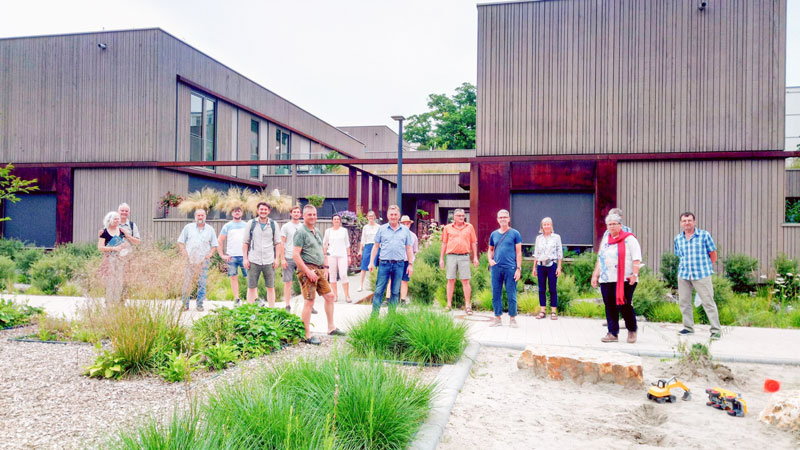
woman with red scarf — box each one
[591,213,641,343]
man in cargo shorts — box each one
[439,209,478,313]
[293,204,345,345]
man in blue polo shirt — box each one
[368,205,414,314]
[674,211,721,340]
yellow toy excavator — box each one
[647,377,691,403]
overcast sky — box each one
[2,0,798,131]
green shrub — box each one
[192,312,236,346]
[647,302,682,323]
[29,253,78,294]
[0,299,43,328]
[0,238,26,260]
[789,309,800,328]
[567,252,597,292]
[417,239,442,267]
[695,275,735,324]
[0,255,15,291]
[194,305,304,358]
[348,307,468,364]
[435,254,490,309]
[51,241,101,261]
[15,248,43,282]
[517,291,539,314]
[723,253,759,293]
[555,273,579,312]
[567,301,605,318]
[773,253,798,279]
[660,253,680,290]
[202,343,240,371]
[408,260,441,305]
[160,351,203,383]
[632,269,668,317]
[475,289,494,311]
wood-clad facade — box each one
[471,0,795,270]
[0,29,376,245]
[476,0,786,157]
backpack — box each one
[248,218,277,257]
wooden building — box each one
[0,28,395,245]
[469,0,797,271]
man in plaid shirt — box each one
[674,212,721,340]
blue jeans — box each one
[373,260,405,313]
[537,264,558,308]
[181,260,209,308]
[491,266,517,317]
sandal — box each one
[551,313,558,320]
[535,311,546,319]
[465,307,473,315]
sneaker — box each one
[710,331,722,341]
[182,305,190,312]
[196,306,205,312]
[312,307,318,314]
[677,328,694,336]
[509,317,518,328]
[357,286,363,292]
[304,336,321,345]
[490,317,502,327]
[285,305,291,313]
[234,298,241,307]
[256,299,265,308]
[601,333,618,343]
[627,331,637,343]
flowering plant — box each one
[159,192,184,209]
[339,210,357,225]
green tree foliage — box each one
[404,82,476,150]
[0,164,39,222]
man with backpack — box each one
[243,202,283,307]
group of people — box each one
[96,200,723,345]
[485,207,722,342]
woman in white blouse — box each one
[532,217,563,320]
[591,213,641,343]
[357,211,380,291]
[323,214,352,303]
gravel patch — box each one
[0,326,337,450]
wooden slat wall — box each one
[476,0,786,157]
[787,170,800,197]
[381,174,465,195]
[262,175,349,199]
[338,126,410,153]
[0,30,162,162]
[618,160,790,273]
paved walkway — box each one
[5,273,800,365]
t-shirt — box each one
[100,228,125,246]
[293,224,325,266]
[324,227,350,258]
[177,223,218,264]
[220,220,247,257]
[360,223,380,246]
[597,234,642,283]
[281,221,302,259]
[489,228,522,269]
[441,223,477,255]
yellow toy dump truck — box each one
[705,388,747,417]
[647,377,691,403]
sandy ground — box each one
[0,326,441,450]
[439,346,800,450]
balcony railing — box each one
[272,153,343,175]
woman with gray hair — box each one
[591,213,641,343]
[532,217,562,320]
[97,211,130,302]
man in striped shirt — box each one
[674,212,721,340]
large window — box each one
[190,92,216,162]
[274,126,292,174]
[250,120,260,179]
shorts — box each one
[297,266,332,301]
[226,256,247,277]
[446,254,471,280]
[328,255,349,283]
[282,259,297,282]
[247,262,275,289]
[402,261,410,282]
[360,243,374,271]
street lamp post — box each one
[391,115,405,208]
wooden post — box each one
[360,171,370,214]
[348,167,358,212]
[371,175,380,215]
[595,161,618,250]
[381,179,389,218]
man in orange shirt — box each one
[439,209,479,313]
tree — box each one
[404,82,476,150]
[0,164,38,222]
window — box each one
[250,120,260,179]
[190,92,216,163]
[274,126,292,174]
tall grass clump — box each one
[104,354,434,450]
[407,261,439,305]
[0,255,15,291]
[348,307,467,364]
[566,301,605,318]
[555,273,579,312]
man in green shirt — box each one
[293,204,345,345]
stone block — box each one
[517,345,643,388]
[759,390,800,432]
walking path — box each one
[5,272,800,365]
